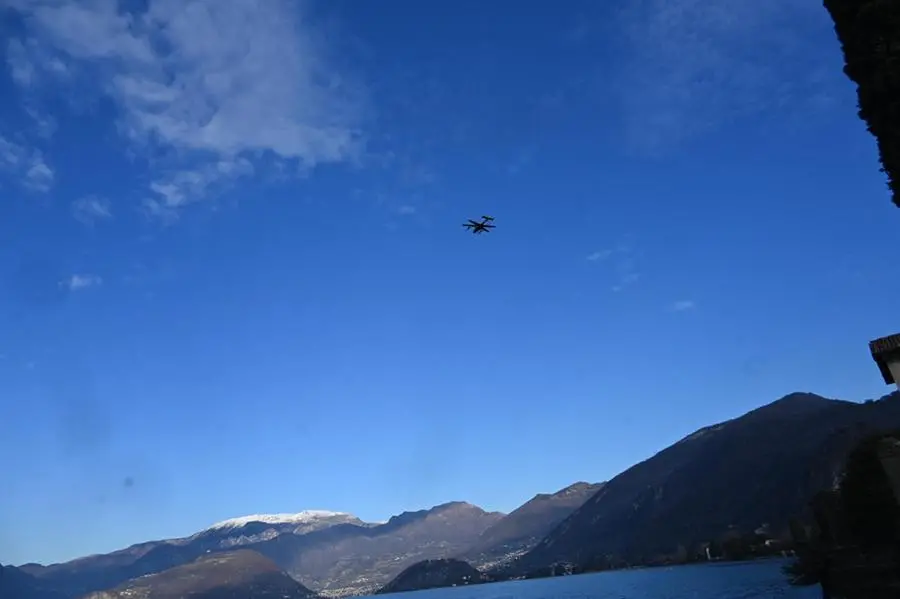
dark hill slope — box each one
[376,559,486,595]
[0,563,65,599]
[460,482,604,567]
[511,392,900,570]
[80,550,316,599]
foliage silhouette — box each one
[824,0,900,207]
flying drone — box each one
[462,215,495,234]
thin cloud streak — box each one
[671,300,696,312]
[73,196,113,224]
[586,244,641,292]
[0,135,54,192]
[586,250,613,262]
[60,274,102,291]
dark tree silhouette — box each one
[823,0,900,207]
[783,545,828,588]
[785,430,900,595]
[838,430,900,548]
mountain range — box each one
[508,392,900,573]
[0,562,65,599]
[6,391,900,599]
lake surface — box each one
[377,560,820,599]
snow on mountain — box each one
[207,510,357,531]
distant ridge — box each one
[208,511,354,530]
[460,481,603,568]
[80,550,316,599]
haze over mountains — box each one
[80,551,318,599]
[11,502,511,598]
[6,391,900,599]
[0,562,64,599]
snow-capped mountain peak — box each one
[208,510,353,530]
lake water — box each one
[377,560,820,599]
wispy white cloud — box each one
[23,159,54,192]
[670,300,696,312]
[25,106,58,139]
[611,272,640,293]
[6,39,38,88]
[73,195,113,224]
[0,135,54,192]
[141,157,255,219]
[612,0,842,152]
[587,243,641,292]
[5,0,368,216]
[6,40,62,140]
[139,197,179,225]
[5,37,70,88]
[60,274,102,291]
[586,249,613,262]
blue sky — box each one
[0,0,898,566]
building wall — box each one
[878,440,900,504]
[889,362,900,387]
